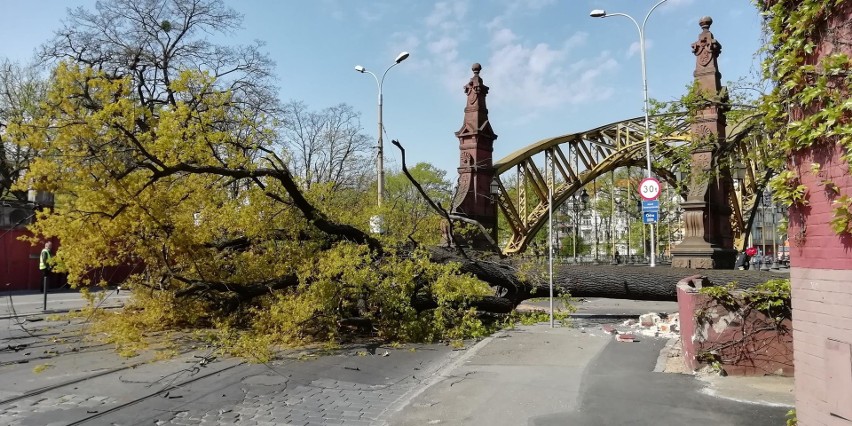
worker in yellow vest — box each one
[39,241,53,286]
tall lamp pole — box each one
[590,0,668,267]
[572,197,579,263]
[355,51,410,207]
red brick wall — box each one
[0,229,48,291]
[787,144,852,270]
[677,283,794,376]
[791,268,852,425]
[774,1,852,422]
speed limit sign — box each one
[639,177,661,201]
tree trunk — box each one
[428,249,786,306]
[554,265,782,301]
[428,247,532,306]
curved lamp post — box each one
[570,190,590,263]
[590,0,668,267]
[354,51,410,207]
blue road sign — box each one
[641,200,660,211]
[642,211,659,224]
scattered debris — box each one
[603,312,680,340]
[616,334,638,343]
[639,313,662,327]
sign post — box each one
[638,177,661,266]
[642,211,659,224]
[639,177,661,201]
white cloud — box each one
[627,41,641,58]
[502,0,556,16]
[490,27,517,47]
[428,36,459,61]
[563,32,588,50]
[392,0,618,119]
[425,1,468,32]
[665,0,695,7]
[479,18,616,112]
[358,9,383,22]
[627,39,654,58]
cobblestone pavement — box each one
[0,365,437,426]
[156,376,425,426]
[0,311,458,426]
[1,289,463,426]
[0,394,118,425]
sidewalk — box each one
[387,323,792,426]
[0,288,129,318]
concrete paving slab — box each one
[387,325,611,426]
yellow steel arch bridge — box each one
[491,111,769,255]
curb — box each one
[654,336,681,373]
[376,331,501,425]
[569,313,643,320]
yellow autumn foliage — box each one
[10,63,499,356]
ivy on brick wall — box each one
[695,279,792,372]
[757,0,852,235]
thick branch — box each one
[173,273,299,299]
[391,139,502,256]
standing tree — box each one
[0,60,47,201]
[382,162,453,245]
[280,100,373,192]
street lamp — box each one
[590,0,668,267]
[771,201,781,270]
[569,190,590,263]
[354,51,410,207]
[760,191,771,271]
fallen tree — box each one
[553,265,781,301]
[10,0,784,355]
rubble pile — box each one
[601,312,680,342]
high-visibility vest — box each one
[39,248,51,271]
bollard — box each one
[43,274,48,311]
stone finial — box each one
[464,63,489,104]
[692,16,722,67]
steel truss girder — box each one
[491,113,767,255]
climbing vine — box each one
[757,0,852,235]
[694,278,792,372]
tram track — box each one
[63,360,245,425]
[0,361,150,406]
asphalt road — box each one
[537,337,787,425]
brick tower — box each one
[449,63,498,248]
[671,17,737,269]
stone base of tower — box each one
[671,238,737,269]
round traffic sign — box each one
[639,177,661,201]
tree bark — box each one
[427,249,785,305]
[554,265,782,301]
[428,247,532,304]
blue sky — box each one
[1,0,764,177]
